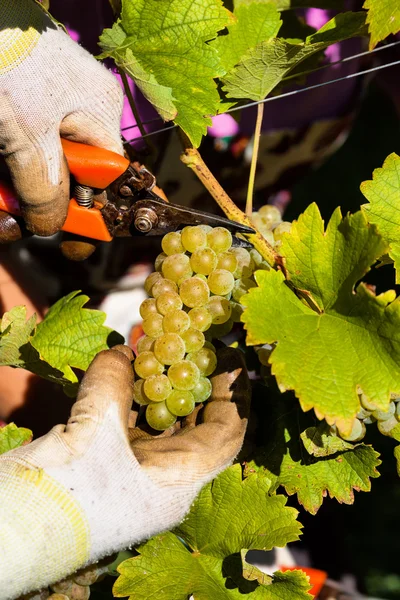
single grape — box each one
[204,340,216,352]
[139,298,158,319]
[168,360,200,390]
[339,418,366,442]
[357,406,372,420]
[232,278,256,302]
[363,415,377,425]
[137,335,155,354]
[190,248,218,275]
[179,277,210,308]
[194,273,207,282]
[208,269,235,296]
[231,248,254,279]
[134,351,164,378]
[377,415,398,436]
[181,327,205,353]
[155,252,167,272]
[154,333,186,365]
[192,377,212,402]
[187,347,217,376]
[207,227,232,253]
[258,204,282,228]
[133,379,151,405]
[199,224,212,233]
[217,251,238,273]
[156,291,183,315]
[181,226,207,253]
[360,394,378,412]
[166,390,195,417]
[188,307,212,332]
[162,231,185,255]
[162,253,192,282]
[273,221,292,243]
[162,309,190,334]
[142,313,164,338]
[372,402,395,421]
[74,564,103,586]
[207,319,233,339]
[207,295,232,324]
[144,374,172,402]
[152,277,178,298]
[144,271,162,295]
[146,401,176,431]
[249,248,269,271]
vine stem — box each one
[246,102,264,217]
[180,146,280,268]
[118,69,154,153]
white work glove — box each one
[0,345,250,600]
[0,0,123,237]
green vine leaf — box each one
[0,423,32,455]
[99,0,232,147]
[363,0,400,49]
[395,445,400,477]
[361,153,400,283]
[222,11,367,101]
[241,204,400,434]
[245,393,381,514]
[235,0,344,10]
[301,423,356,457]
[114,465,310,599]
[0,306,36,367]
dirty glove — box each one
[0,0,123,236]
[0,345,249,600]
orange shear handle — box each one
[0,140,130,242]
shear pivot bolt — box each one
[134,208,158,233]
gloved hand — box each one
[0,345,250,600]
[0,0,123,237]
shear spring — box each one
[75,185,94,208]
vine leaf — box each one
[211,2,282,74]
[0,423,32,455]
[114,465,311,599]
[363,0,400,49]
[99,0,232,147]
[395,445,400,477]
[245,393,381,514]
[361,153,400,283]
[222,11,367,101]
[301,423,356,457]
[241,204,400,434]
[0,306,36,367]
[235,0,345,9]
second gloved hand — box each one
[0,0,123,237]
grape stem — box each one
[246,103,264,217]
[179,143,281,269]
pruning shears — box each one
[0,140,253,244]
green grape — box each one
[192,377,212,402]
[142,314,164,338]
[259,228,275,246]
[207,295,232,324]
[339,418,366,442]
[134,351,164,378]
[146,401,176,431]
[207,319,233,339]
[190,248,218,275]
[154,333,186,365]
[258,204,282,228]
[360,394,378,412]
[208,269,234,296]
[156,291,183,315]
[162,231,185,255]
[199,224,212,233]
[181,327,205,353]
[181,226,207,253]
[166,390,195,417]
[231,248,254,279]
[179,277,210,308]
[217,251,238,273]
[154,252,167,272]
[162,253,192,283]
[373,402,395,421]
[207,227,232,253]
[204,340,216,352]
[232,278,256,302]
[152,277,178,298]
[133,379,151,405]
[357,407,372,420]
[136,335,155,354]
[144,271,162,295]
[144,374,172,402]
[377,415,398,436]
[249,248,269,271]
[162,309,190,334]
[187,347,217,376]
[231,301,244,322]
[139,298,158,319]
[168,360,200,390]
[273,221,292,242]
[194,273,207,282]
[188,307,212,332]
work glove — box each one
[0,0,123,238]
[0,345,250,600]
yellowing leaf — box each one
[0,423,32,454]
[363,0,400,49]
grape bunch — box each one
[135,225,258,431]
[336,393,400,442]
[250,204,292,248]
